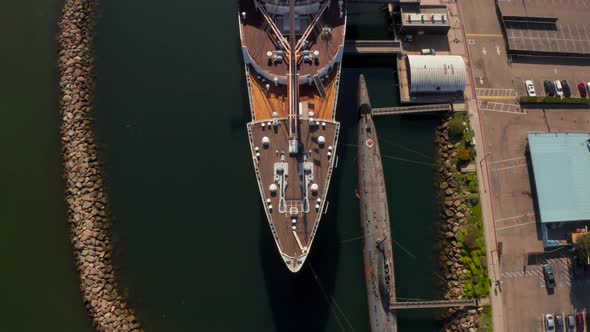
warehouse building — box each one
[407,55,466,96]
[528,133,590,247]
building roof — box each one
[528,133,590,223]
[407,55,466,93]
[400,5,450,28]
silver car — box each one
[546,314,555,332]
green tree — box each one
[448,118,464,137]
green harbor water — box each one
[0,1,94,331]
[1,0,442,331]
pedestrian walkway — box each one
[476,88,518,99]
[478,101,524,115]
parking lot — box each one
[498,0,590,56]
[461,0,590,329]
[512,59,590,99]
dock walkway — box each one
[390,298,491,310]
[344,40,402,55]
[372,103,451,116]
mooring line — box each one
[308,263,356,332]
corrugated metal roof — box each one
[407,55,466,93]
[528,133,590,223]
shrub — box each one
[460,256,473,265]
[520,96,590,105]
[468,180,478,193]
[463,282,474,298]
[458,149,471,162]
[448,118,464,137]
[464,130,475,145]
[468,193,480,205]
[474,279,490,298]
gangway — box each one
[372,104,451,116]
[389,298,491,310]
[344,40,402,55]
[313,75,327,98]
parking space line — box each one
[490,156,526,164]
[495,211,535,222]
[478,96,518,101]
[490,163,527,171]
[496,220,536,230]
[466,33,503,38]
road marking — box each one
[476,88,518,98]
[489,156,526,164]
[478,101,523,114]
[466,33,504,38]
[496,220,536,230]
[482,47,487,55]
[490,163,527,171]
[495,211,535,222]
[478,96,517,100]
[496,45,501,55]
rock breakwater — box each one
[435,114,482,332]
[58,1,142,331]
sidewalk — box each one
[450,1,507,331]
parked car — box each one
[545,80,556,96]
[556,314,564,330]
[562,80,571,97]
[567,314,575,331]
[525,80,536,96]
[546,314,556,332]
[579,82,588,97]
[554,80,564,97]
[576,312,585,332]
[543,263,556,289]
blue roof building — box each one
[529,133,590,224]
[528,133,590,247]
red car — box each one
[576,312,584,331]
[578,82,587,97]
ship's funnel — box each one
[358,74,372,115]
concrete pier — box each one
[357,74,398,332]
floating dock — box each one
[357,74,398,332]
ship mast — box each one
[287,0,299,154]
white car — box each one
[525,80,536,96]
[554,80,564,97]
[545,314,555,332]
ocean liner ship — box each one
[238,0,346,272]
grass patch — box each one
[478,306,493,331]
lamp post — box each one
[479,152,492,193]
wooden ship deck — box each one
[239,0,346,272]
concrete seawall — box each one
[57,1,142,331]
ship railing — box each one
[307,121,340,245]
[247,123,281,245]
[244,66,256,120]
[239,13,256,120]
[329,6,346,121]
